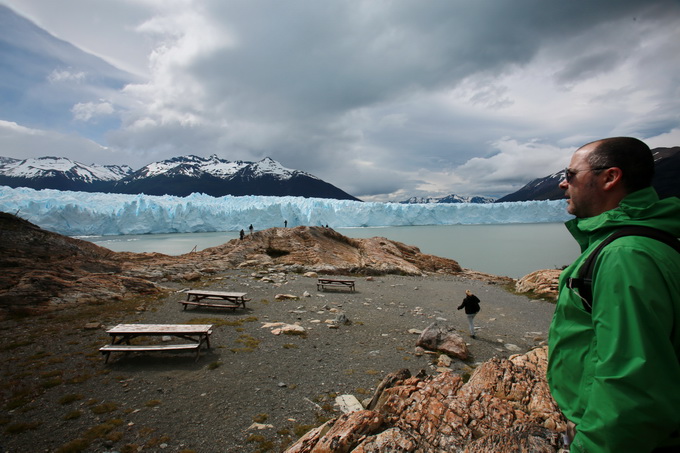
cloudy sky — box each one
[1,0,679,201]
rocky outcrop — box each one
[285,347,566,453]
[194,226,464,276]
[0,213,475,316]
[0,212,165,315]
[515,269,561,300]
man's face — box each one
[559,147,602,218]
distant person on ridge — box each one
[457,289,480,338]
[239,229,245,240]
[249,224,254,235]
[547,137,680,452]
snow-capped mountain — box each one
[0,155,359,201]
[125,155,310,182]
[1,156,132,181]
[0,156,133,192]
[400,194,495,204]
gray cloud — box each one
[1,0,679,200]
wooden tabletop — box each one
[106,324,213,335]
[185,290,247,297]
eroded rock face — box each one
[0,215,469,315]
[195,226,464,276]
[285,347,566,453]
[0,212,165,314]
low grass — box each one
[41,377,63,389]
[207,361,222,370]
[91,402,118,414]
[5,421,41,434]
[55,438,89,453]
[4,397,30,411]
[187,316,259,327]
[63,410,83,420]
[253,413,269,423]
[230,334,261,353]
[65,373,92,385]
[144,435,171,448]
[293,424,316,437]
[1,340,33,352]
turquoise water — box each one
[83,223,578,279]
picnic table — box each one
[181,290,251,310]
[99,324,213,363]
[317,278,356,292]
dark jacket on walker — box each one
[458,293,480,314]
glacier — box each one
[0,186,572,236]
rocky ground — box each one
[0,268,556,453]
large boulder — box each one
[416,322,470,360]
[515,269,561,299]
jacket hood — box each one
[566,187,680,250]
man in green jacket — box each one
[547,137,680,452]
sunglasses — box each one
[563,166,612,183]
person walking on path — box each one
[457,289,481,338]
[547,137,680,452]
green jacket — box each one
[547,187,680,452]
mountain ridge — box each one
[399,194,495,204]
[0,154,359,201]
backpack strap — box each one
[566,226,680,313]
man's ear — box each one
[602,167,623,191]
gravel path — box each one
[1,270,556,453]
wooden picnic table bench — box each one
[181,290,251,310]
[99,324,213,363]
[317,278,356,292]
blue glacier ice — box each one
[0,186,572,236]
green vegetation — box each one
[63,410,83,420]
[57,393,83,405]
[55,438,89,453]
[230,334,261,353]
[253,413,268,423]
[91,402,118,414]
[5,421,41,434]
[246,433,274,451]
[207,361,222,370]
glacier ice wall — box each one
[0,187,572,236]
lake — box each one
[83,222,579,279]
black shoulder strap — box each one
[567,226,680,313]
